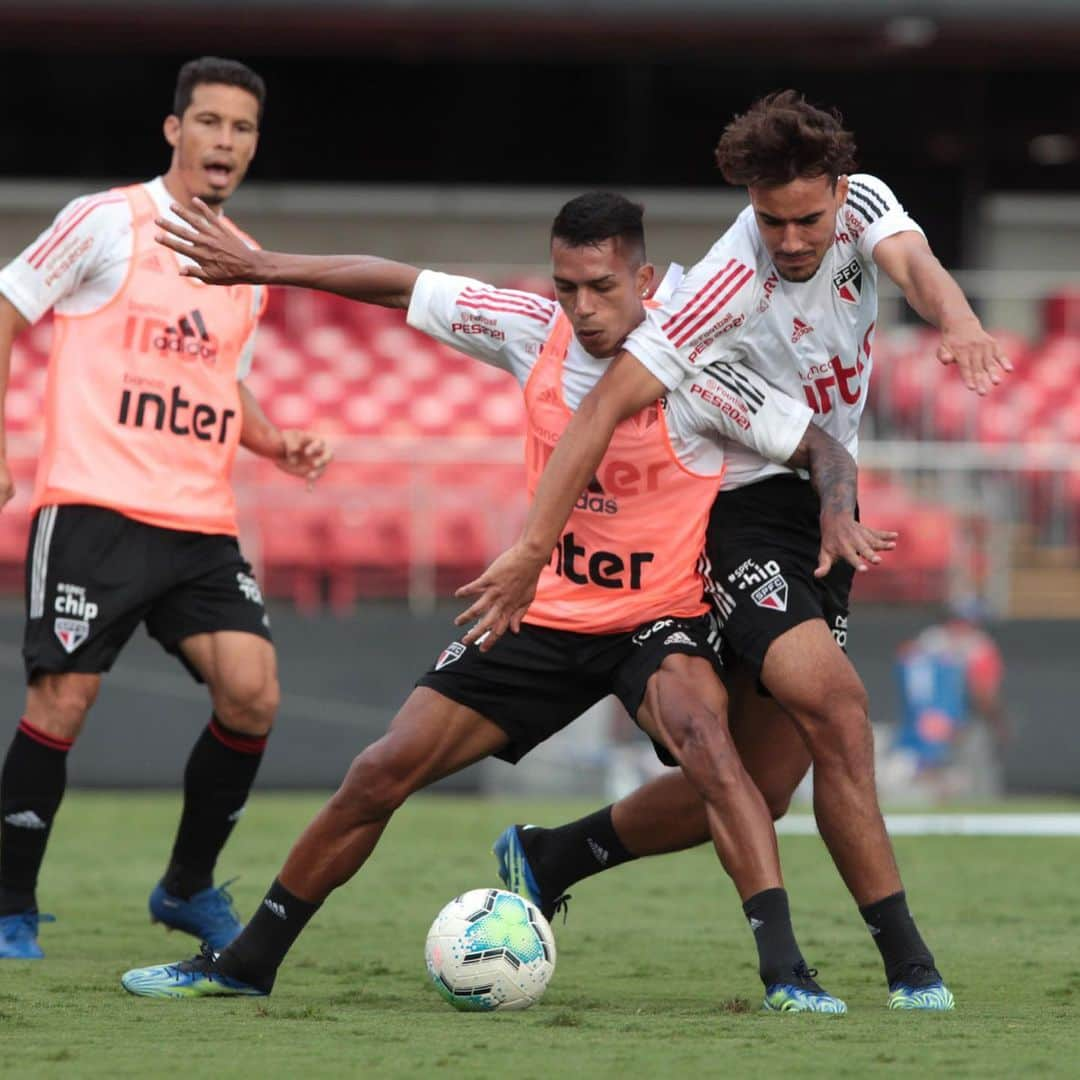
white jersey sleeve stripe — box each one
[661,258,736,331]
[670,265,753,347]
[459,287,554,319]
[844,189,883,224]
[848,179,890,216]
[25,195,100,264]
[705,361,766,411]
[456,296,552,324]
[28,195,125,270]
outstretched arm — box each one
[155,198,420,309]
[786,423,897,578]
[873,231,1011,395]
[455,350,666,649]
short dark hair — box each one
[173,56,266,124]
[551,192,646,263]
[715,90,857,188]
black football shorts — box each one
[416,613,723,764]
[23,504,272,683]
[704,475,855,677]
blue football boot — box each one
[492,824,570,923]
[763,963,848,1014]
[888,963,956,1010]
[148,879,243,950]
[0,910,56,959]
[122,942,269,999]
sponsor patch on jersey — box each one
[751,575,789,613]
[685,312,746,364]
[54,617,89,653]
[758,271,779,314]
[842,208,866,239]
[833,258,863,305]
[435,641,467,670]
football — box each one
[424,888,557,1011]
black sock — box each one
[743,887,807,987]
[0,719,72,915]
[162,716,268,900]
[859,891,935,986]
[219,878,321,990]
[526,806,636,897]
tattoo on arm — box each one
[791,426,857,515]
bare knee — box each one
[794,684,872,766]
[330,742,415,823]
[211,672,279,736]
[25,674,100,741]
[661,705,746,805]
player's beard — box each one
[774,251,825,282]
[776,264,818,283]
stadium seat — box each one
[931,379,976,440]
[252,503,331,613]
[4,389,41,432]
[326,503,412,608]
[267,392,317,430]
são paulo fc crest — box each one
[751,574,789,613]
[833,258,862,305]
[54,617,89,654]
[435,641,467,670]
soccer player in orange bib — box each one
[120,191,892,1011]
[0,57,330,959]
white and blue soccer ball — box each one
[424,888,556,1011]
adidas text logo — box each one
[264,899,287,920]
[587,838,609,866]
[122,307,219,364]
[791,317,813,344]
[748,916,764,931]
[4,810,47,830]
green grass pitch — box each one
[2,791,1079,1078]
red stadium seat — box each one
[253,502,332,612]
[409,395,455,436]
[478,392,526,436]
[4,389,41,432]
[267,393,316,430]
[931,379,976,440]
[326,503,412,607]
[341,395,390,435]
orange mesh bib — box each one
[32,185,261,535]
[524,311,723,634]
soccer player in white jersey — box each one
[0,57,330,960]
[465,92,1010,1011]
[119,192,892,1010]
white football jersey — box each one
[408,269,813,475]
[625,174,923,489]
